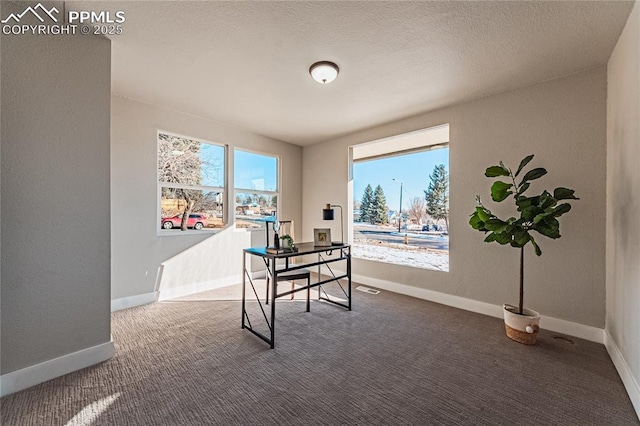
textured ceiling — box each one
[77,1,634,145]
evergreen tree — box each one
[360,184,374,223]
[424,164,449,230]
[372,184,389,224]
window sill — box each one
[157,229,220,237]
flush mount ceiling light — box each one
[309,61,339,84]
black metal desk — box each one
[242,242,351,348]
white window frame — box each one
[349,124,450,271]
[157,130,227,236]
[233,148,280,231]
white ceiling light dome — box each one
[309,61,339,84]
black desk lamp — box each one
[322,203,344,245]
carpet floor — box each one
[1,280,638,425]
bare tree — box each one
[158,134,221,230]
[408,196,427,224]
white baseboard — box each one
[157,274,243,301]
[0,341,114,397]
[111,291,158,312]
[349,272,604,343]
[112,274,256,311]
[604,330,640,420]
[541,315,604,343]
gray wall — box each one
[111,96,303,302]
[606,0,640,411]
[0,6,112,373]
[303,67,607,328]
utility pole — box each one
[393,178,403,233]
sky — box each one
[199,141,447,210]
[353,147,449,212]
[233,149,278,191]
[197,144,278,191]
[200,143,225,187]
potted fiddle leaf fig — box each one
[469,155,578,344]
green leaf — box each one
[551,203,572,217]
[491,181,513,202]
[554,187,579,200]
[530,235,542,256]
[475,206,491,222]
[484,233,497,242]
[485,231,512,245]
[515,155,534,177]
[484,218,508,232]
[533,212,550,224]
[516,195,536,210]
[517,182,530,195]
[485,165,510,177]
[521,206,541,221]
[513,229,530,246]
[469,212,487,231]
[519,167,547,186]
[538,191,557,210]
[493,232,512,245]
[512,218,527,227]
[535,217,560,239]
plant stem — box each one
[519,246,524,314]
[512,168,525,314]
[510,169,519,202]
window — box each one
[157,132,225,232]
[234,149,279,229]
[350,125,449,271]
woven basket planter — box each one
[503,304,540,345]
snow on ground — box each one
[352,241,449,272]
[389,231,448,241]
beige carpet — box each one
[1,280,638,425]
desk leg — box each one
[347,249,352,311]
[265,269,270,305]
[318,253,326,299]
[241,251,246,329]
[270,257,277,349]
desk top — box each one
[244,242,350,259]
